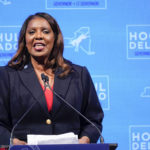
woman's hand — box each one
[79,136,90,144]
[13,138,27,145]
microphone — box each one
[41,73,104,143]
[41,73,49,92]
[9,99,37,147]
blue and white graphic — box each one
[92,75,110,110]
[1,0,150,150]
[64,27,95,55]
[0,26,20,65]
[129,125,150,150]
[127,25,150,59]
[0,0,11,5]
[46,0,107,9]
[140,86,150,98]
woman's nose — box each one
[35,31,43,40]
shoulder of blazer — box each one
[0,66,12,80]
[0,65,18,75]
[65,59,86,75]
[71,63,90,79]
[0,65,23,84]
[70,63,93,92]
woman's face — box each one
[25,16,55,62]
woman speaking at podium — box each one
[0,12,104,145]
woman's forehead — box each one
[27,17,51,29]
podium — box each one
[9,143,118,150]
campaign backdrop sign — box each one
[46,0,107,9]
[92,75,110,110]
[0,26,20,66]
[127,25,150,59]
[1,0,150,150]
[129,125,150,150]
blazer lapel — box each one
[18,63,49,116]
[51,68,72,118]
[17,63,73,118]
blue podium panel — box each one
[10,144,109,150]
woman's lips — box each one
[34,43,45,51]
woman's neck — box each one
[31,57,53,76]
[31,57,46,71]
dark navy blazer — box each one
[0,62,103,145]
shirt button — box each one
[46,119,51,125]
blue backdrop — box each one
[1,0,150,150]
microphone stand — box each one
[9,100,37,150]
[41,73,104,143]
